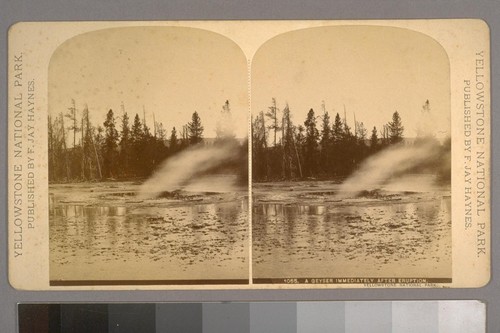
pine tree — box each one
[388,111,404,144]
[119,112,131,176]
[102,109,119,178]
[331,113,344,144]
[169,126,179,153]
[319,110,331,173]
[281,104,297,179]
[120,112,130,145]
[320,111,331,147]
[303,108,319,177]
[188,111,204,144]
[131,114,143,144]
[129,114,144,175]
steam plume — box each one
[336,138,450,198]
[138,141,245,198]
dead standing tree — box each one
[265,98,281,147]
[66,99,79,148]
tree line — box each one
[252,98,442,182]
[48,100,231,182]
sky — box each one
[48,26,248,139]
[48,25,451,141]
[251,25,451,139]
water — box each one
[252,196,451,279]
[49,184,248,281]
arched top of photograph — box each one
[48,26,248,141]
[251,25,450,140]
[47,26,249,184]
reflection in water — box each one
[253,197,452,278]
[49,192,248,281]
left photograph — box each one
[47,27,249,285]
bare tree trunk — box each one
[91,135,102,180]
[60,113,70,180]
[68,99,77,148]
[292,134,303,178]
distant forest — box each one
[48,100,238,182]
[252,99,450,182]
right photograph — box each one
[251,26,452,284]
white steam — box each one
[336,140,444,198]
[138,142,242,198]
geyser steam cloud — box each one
[337,138,451,198]
[138,140,247,199]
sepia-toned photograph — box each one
[8,20,490,289]
[251,26,452,282]
[47,27,249,284]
